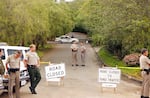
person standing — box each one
[6,51,22,98]
[71,41,79,66]
[0,49,5,75]
[140,48,150,98]
[80,42,86,66]
[24,44,41,94]
[0,49,3,57]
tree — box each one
[76,0,150,58]
[0,0,74,48]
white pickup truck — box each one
[0,46,30,94]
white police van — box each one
[0,46,30,94]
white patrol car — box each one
[55,35,79,43]
[0,46,30,94]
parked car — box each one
[55,35,79,43]
[0,46,30,94]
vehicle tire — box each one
[71,40,76,44]
[59,41,63,44]
[71,40,78,44]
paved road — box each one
[0,43,141,98]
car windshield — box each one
[7,49,24,61]
[60,37,65,39]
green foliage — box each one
[91,34,104,46]
[0,0,74,48]
[98,47,126,67]
[98,47,141,79]
[37,43,53,58]
[76,0,150,58]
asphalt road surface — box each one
[0,43,141,98]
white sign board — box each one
[98,68,121,84]
[45,63,66,81]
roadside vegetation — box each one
[76,0,150,58]
[37,44,53,58]
[98,47,141,79]
[0,0,74,48]
[72,0,150,79]
[0,0,149,79]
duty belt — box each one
[141,69,150,75]
[8,68,19,73]
[72,49,78,52]
[28,65,37,68]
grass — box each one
[98,47,141,79]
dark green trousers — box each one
[28,66,41,89]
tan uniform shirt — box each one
[80,45,86,53]
[25,51,40,65]
[71,44,78,51]
[140,55,150,69]
[6,54,20,69]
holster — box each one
[143,69,150,75]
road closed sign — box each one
[98,68,121,84]
[45,63,66,81]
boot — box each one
[144,97,149,98]
[141,96,144,98]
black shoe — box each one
[29,87,34,94]
[81,65,85,66]
[72,65,74,66]
[33,89,37,94]
[76,64,79,66]
[141,96,144,98]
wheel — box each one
[71,41,75,44]
[59,41,63,44]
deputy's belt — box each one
[9,68,19,73]
[28,65,37,68]
[72,49,78,52]
[141,69,150,75]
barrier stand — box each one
[98,67,121,93]
[100,83,117,93]
[45,62,65,86]
[47,77,63,86]
[59,77,64,86]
